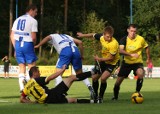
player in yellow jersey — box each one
[77,26,120,103]
[112,24,151,100]
[20,65,101,104]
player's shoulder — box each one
[136,34,145,40]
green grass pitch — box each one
[0,77,160,114]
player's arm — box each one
[20,92,36,103]
[93,54,115,62]
[77,32,95,38]
[34,35,52,48]
[31,32,37,45]
[1,56,6,61]
[145,46,151,63]
[119,45,139,58]
[73,38,84,59]
[45,65,66,83]
[10,31,15,48]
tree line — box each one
[0,0,160,65]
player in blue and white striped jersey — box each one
[35,34,96,100]
[10,4,38,92]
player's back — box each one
[12,14,38,42]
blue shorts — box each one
[56,46,82,71]
[15,40,38,64]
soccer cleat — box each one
[111,96,118,101]
[97,96,103,103]
[88,86,96,101]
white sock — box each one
[26,69,30,81]
[55,75,63,86]
[18,73,25,91]
[83,78,91,87]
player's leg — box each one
[98,71,111,103]
[23,42,38,86]
[27,61,36,81]
[55,47,72,86]
[112,76,124,100]
[98,64,116,103]
[135,64,145,92]
[112,62,131,100]
[18,63,26,92]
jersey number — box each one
[17,19,26,31]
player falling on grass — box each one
[77,26,120,103]
[10,4,38,92]
[20,65,100,104]
[112,24,151,100]
[34,33,95,100]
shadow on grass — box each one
[0,95,19,99]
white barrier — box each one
[0,65,159,78]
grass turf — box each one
[0,77,160,114]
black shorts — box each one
[45,81,69,104]
[98,61,117,73]
[118,61,144,78]
[4,66,9,72]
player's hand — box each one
[77,32,83,38]
[130,53,139,58]
[93,55,100,61]
[81,55,84,60]
[34,45,39,48]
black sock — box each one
[92,80,99,97]
[99,82,107,98]
[136,78,143,92]
[77,99,90,103]
[76,71,92,81]
[113,84,120,99]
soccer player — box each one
[112,24,151,100]
[20,65,99,104]
[77,26,120,103]
[34,33,95,100]
[10,4,38,92]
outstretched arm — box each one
[77,32,95,38]
[45,65,66,83]
[34,35,52,48]
[20,93,36,103]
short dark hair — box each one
[29,66,39,77]
[26,4,37,12]
[128,24,138,29]
[103,26,114,36]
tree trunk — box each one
[39,0,44,57]
[9,0,13,58]
[64,0,68,32]
[29,0,32,4]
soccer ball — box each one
[131,92,144,104]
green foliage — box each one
[80,12,107,33]
[36,49,58,65]
[80,12,107,64]
[133,0,160,39]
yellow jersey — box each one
[23,77,49,104]
[94,33,120,65]
[120,35,148,64]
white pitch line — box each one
[0,99,11,103]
